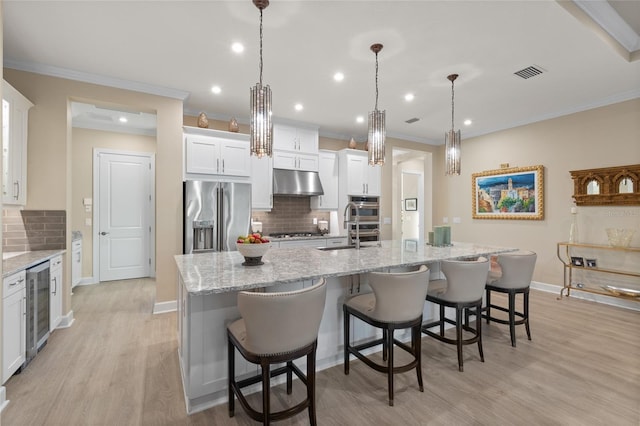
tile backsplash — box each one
[252,196,330,235]
[2,209,66,251]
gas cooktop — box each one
[268,232,325,238]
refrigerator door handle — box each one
[218,186,224,251]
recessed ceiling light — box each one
[464,119,472,126]
[294,103,303,111]
[119,117,128,123]
[334,72,344,82]
[211,86,222,94]
[404,93,415,101]
[231,42,244,53]
[356,116,364,124]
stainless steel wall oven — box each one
[347,196,380,244]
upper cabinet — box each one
[184,127,250,178]
[2,80,33,205]
[311,150,339,210]
[339,149,381,196]
[570,164,640,206]
[273,124,318,154]
[272,124,319,172]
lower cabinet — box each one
[71,239,82,288]
[49,255,63,331]
[2,270,26,384]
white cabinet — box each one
[177,278,256,414]
[71,239,82,288]
[3,270,26,384]
[311,150,339,210]
[273,151,319,172]
[184,127,250,178]
[251,156,273,210]
[273,124,319,172]
[49,255,63,331]
[339,149,381,196]
[2,80,33,205]
[273,124,318,154]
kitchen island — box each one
[174,240,516,414]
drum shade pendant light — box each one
[368,43,386,166]
[445,73,461,175]
[249,0,272,158]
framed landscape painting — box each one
[472,165,544,220]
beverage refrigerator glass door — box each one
[25,261,50,367]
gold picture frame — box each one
[472,165,544,220]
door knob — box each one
[100,231,109,235]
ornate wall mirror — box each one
[570,164,640,206]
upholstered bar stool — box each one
[421,257,489,372]
[484,251,537,347]
[343,265,429,406]
[227,279,327,425]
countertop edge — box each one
[3,250,67,278]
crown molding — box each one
[573,0,640,52]
[4,59,190,100]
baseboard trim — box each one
[57,310,75,328]
[0,386,9,415]
[531,281,639,311]
[76,277,98,286]
[153,300,177,314]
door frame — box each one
[400,169,424,241]
[92,148,156,283]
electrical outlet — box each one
[443,217,449,224]
[313,217,318,225]
[453,217,461,224]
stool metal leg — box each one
[508,291,517,347]
[308,347,318,426]
[524,289,532,341]
[228,335,235,417]
[456,306,464,372]
[343,305,350,375]
[261,361,270,425]
[414,324,424,392]
[485,288,491,324]
[387,325,395,406]
[476,303,484,362]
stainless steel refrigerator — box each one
[183,180,252,254]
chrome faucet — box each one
[343,202,361,249]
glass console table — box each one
[556,242,640,300]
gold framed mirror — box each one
[570,164,640,206]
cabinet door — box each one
[3,287,26,384]
[273,124,298,151]
[272,151,298,170]
[50,256,63,331]
[219,141,250,176]
[2,80,32,206]
[279,239,325,248]
[311,151,338,209]
[365,164,381,196]
[296,153,319,172]
[346,154,367,196]
[185,135,219,174]
[325,237,348,247]
[251,156,273,210]
[296,127,319,154]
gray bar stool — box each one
[343,265,430,406]
[421,257,489,372]
[484,251,537,347]
[227,278,327,425]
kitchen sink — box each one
[317,245,372,251]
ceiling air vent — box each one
[514,66,544,79]
[405,117,420,124]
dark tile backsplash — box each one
[2,209,67,251]
[252,196,330,235]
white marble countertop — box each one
[175,240,516,296]
[3,249,67,278]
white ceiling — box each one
[3,1,640,144]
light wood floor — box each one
[2,278,639,425]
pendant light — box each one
[249,0,272,158]
[368,43,385,166]
[445,73,461,175]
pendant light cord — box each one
[451,79,455,130]
[374,51,379,111]
[259,9,263,86]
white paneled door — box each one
[98,152,152,282]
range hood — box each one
[273,168,324,196]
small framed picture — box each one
[405,198,417,211]
[571,256,584,267]
[585,258,597,268]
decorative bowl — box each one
[605,228,635,248]
[236,243,271,266]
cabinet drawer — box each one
[50,255,63,272]
[3,270,26,298]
